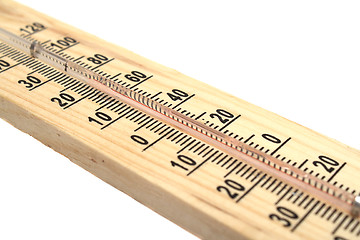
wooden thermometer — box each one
[0,1,359,239]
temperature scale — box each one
[0,1,359,239]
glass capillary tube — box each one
[1,28,359,218]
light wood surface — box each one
[0,1,359,239]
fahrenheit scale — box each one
[0,1,359,239]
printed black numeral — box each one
[210,109,234,124]
[167,89,188,101]
[312,155,339,173]
[19,22,45,34]
[0,59,10,70]
[124,71,147,82]
[50,37,77,50]
[18,76,41,89]
[217,179,245,199]
[51,93,75,107]
[269,206,298,228]
[87,54,108,64]
[88,112,112,125]
[171,155,196,171]
[131,135,148,145]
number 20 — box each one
[312,155,339,173]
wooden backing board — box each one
[0,1,359,239]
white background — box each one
[1,1,359,239]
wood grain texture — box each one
[0,1,359,239]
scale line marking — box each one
[291,201,320,232]
[219,115,241,131]
[271,137,291,156]
[236,174,266,203]
[328,162,347,182]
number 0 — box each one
[131,135,148,145]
